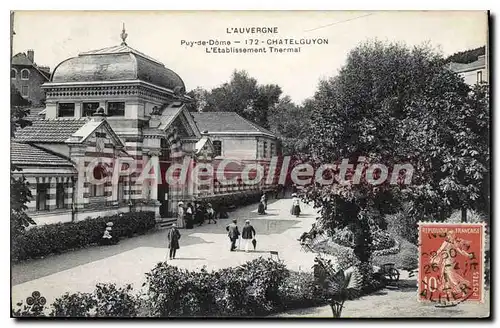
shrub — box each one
[144,264,218,317]
[373,237,418,270]
[386,203,420,245]
[50,292,97,317]
[331,227,396,251]
[144,257,289,317]
[12,211,155,262]
[277,271,327,309]
[446,209,487,224]
[94,283,138,317]
[13,283,139,317]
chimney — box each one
[27,49,34,63]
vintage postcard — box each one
[10,10,490,318]
[418,222,485,304]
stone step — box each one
[156,218,177,229]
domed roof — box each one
[51,44,185,92]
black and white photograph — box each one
[8,10,490,318]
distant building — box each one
[448,54,488,86]
[11,50,50,106]
[192,112,280,160]
[11,28,279,226]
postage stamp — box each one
[418,222,485,304]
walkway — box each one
[12,198,318,306]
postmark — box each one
[418,222,485,304]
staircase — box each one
[156,217,177,229]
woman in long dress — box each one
[430,230,473,299]
[258,196,266,215]
[176,202,185,228]
[290,194,301,217]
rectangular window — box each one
[36,183,49,211]
[213,140,222,157]
[263,141,268,158]
[90,184,105,197]
[82,102,99,117]
[477,71,483,84]
[56,183,65,209]
[21,85,29,97]
[58,103,75,117]
[107,102,125,116]
[117,178,124,202]
[270,143,275,157]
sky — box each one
[12,10,488,104]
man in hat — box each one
[241,220,256,252]
[167,223,181,260]
[226,219,240,252]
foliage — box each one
[313,256,363,318]
[10,173,35,235]
[446,208,487,224]
[277,271,327,309]
[50,292,97,317]
[303,41,489,279]
[386,203,419,245]
[444,46,485,64]
[11,283,138,318]
[193,70,282,128]
[268,96,313,155]
[93,283,138,317]
[12,211,155,262]
[11,84,34,236]
[372,236,418,270]
[144,257,290,317]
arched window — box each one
[10,68,16,79]
[21,69,30,80]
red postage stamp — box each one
[418,222,485,304]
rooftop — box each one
[191,112,276,137]
[448,55,486,73]
[11,142,73,166]
[14,118,89,143]
[50,26,185,92]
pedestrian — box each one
[167,223,181,260]
[177,201,185,228]
[185,203,194,229]
[241,220,256,253]
[207,203,216,224]
[226,219,240,251]
[290,193,301,217]
[257,198,266,215]
[195,202,205,226]
[262,192,268,210]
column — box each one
[47,177,57,211]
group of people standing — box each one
[166,190,303,260]
[176,201,217,229]
[226,219,257,252]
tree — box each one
[202,70,282,128]
[268,96,313,155]
[304,40,489,278]
[185,87,209,112]
[11,84,35,233]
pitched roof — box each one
[11,52,51,80]
[11,142,73,166]
[192,112,276,137]
[448,55,486,73]
[14,118,89,143]
[11,53,33,66]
